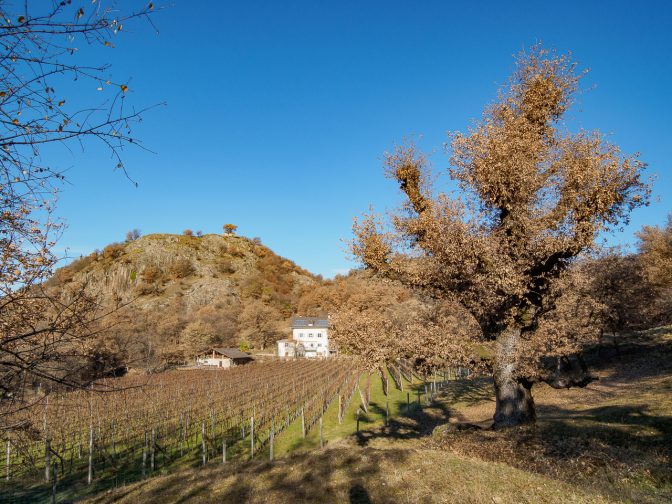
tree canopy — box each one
[351,45,651,427]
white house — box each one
[197,348,253,368]
[277,317,334,358]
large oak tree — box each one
[352,46,650,427]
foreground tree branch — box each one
[1,1,160,431]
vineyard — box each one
[0,359,362,500]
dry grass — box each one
[425,326,672,504]
[85,442,612,504]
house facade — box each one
[277,317,334,358]
[197,348,253,368]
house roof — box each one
[212,348,252,359]
[291,316,329,329]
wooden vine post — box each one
[201,422,206,466]
[319,415,324,448]
[87,423,93,485]
[44,437,51,483]
[142,431,147,479]
[338,394,342,424]
[250,416,255,459]
[51,462,57,504]
[5,440,10,481]
[151,428,156,471]
[44,395,50,483]
[301,407,305,438]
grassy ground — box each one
[6,327,672,503]
[424,326,672,504]
[273,370,428,456]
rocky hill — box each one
[46,233,321,368]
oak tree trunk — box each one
[493,326,535,427]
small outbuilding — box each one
[197,348,253,368]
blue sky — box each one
[53,0,672,277]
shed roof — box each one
[291,316,329,329]
[212,348,252,359]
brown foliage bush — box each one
[169,259,195,279]
[216,258,236,274]
[228,245,245,258]
[102,242,125,260]
[141,265,163,283]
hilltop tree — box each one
[126,229,142,242]
[352,46,650,427]
[223,224,238,235]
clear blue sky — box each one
[53,0,672,277]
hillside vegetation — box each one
[46,233,320,368]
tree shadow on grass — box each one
[349,483,372,504]
[439,377,494,406]
[212,446,406,503]
[539,403,672,454]
[583,327,672,383]
[431,402,672,503]
[354,400,451,447]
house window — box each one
[299,332,304,338]
[308,333,313,338]
[318,333,322,337]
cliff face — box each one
[45,233,321,365]
[50,233,316,309]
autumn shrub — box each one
[141,265,163,283]
[183,229,193,237]
[229,245,245,258]
[254,245,270,258]
[103,242,125,260]
[169,259,195,278]
[216,258,235,274]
